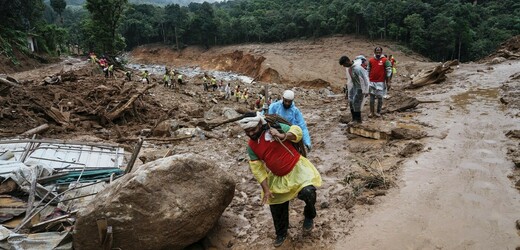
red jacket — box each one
[248,132,300,176]
[368,57,389,82]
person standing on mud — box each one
[177,72,183,86]
[142,70,150,84]
[224,82,231,99]
[268,90,312,153]
[203,73,209,91]
[237,112,322,247]
[340,55,370,124]
[367,47,392,117]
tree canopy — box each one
[1,0,519,63]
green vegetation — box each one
[116,0,519,62]
[1,0,519,65]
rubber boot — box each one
[377,96,383,115]
[350,106,355,123]
[355,112,362,123]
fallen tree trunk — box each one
[198,115,245,131]
[405,60,458,89]
[115,135,192,143]
[0,76,21,88]
[105,84,156,121]
[382,98,440,114]
[0,76,21,96]
[31,100,70,125]
[21,124,50,136]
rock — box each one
[180,103,204,118]
[490,57,507,64]
[74,154,236,250]
[391,128,427,140]
[505,130,520,139]
[348,126,390,140]
[222,107,240,119]
[399,142,424,157]
[152,119,179,137]
[339,114,352,124]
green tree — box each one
[50,0,67,23]
[403,13,426,53]
[164,4,189,50]
[85,0,128,54]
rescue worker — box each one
[367,47,392,117]
[268,90,312,152]
[238,112,321,247]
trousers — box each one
[269,185,317,237]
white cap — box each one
[283,90,295,100]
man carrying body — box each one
[367,47,392,117]
[238,112,322,247]
[268,90,312,152]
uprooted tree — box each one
[404,60,459,89]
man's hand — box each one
[262,189,274,205]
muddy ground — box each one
[1,35,519,249]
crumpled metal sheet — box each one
[0,225,71,250]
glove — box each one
[305,144,312,153]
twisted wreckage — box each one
[0,138,235,249]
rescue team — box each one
[90,47,396,247]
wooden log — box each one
[198,115,245,131]
[21,124,50,136]
[125,138,143,174]
[116,135,192,143]
[105,83,156,121]
[405,60,457,89]
[0,76,21,88]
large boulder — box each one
[152,119,179,137]
[73,154,235,250]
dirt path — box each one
[337,61,520,249]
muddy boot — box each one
[350,106,355,123]
[369,95,375,118]
[274,235,287,247]
[377,96,383,115]
[355,112,362,123]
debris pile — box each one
[0,139,125,248]
[0,65,163,138]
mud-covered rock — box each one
[73,154,235,250]
[391,128,427,140]
[152,119,179,137]
[399,142,424,157]
[506,130,520,139]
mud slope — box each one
[129,36,428,92]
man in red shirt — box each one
[367,47,392,117]
[238,112,322,247]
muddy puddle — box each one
[452,87,503,110]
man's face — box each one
[245,123,263,140]
[375,49,382,59]
[341,61,353,67]
[282,98,293,109]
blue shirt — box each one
[268,100,311,147]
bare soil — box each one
[1,35,519,249]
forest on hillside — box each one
[1,0,519,65]
[64,0,222,7]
